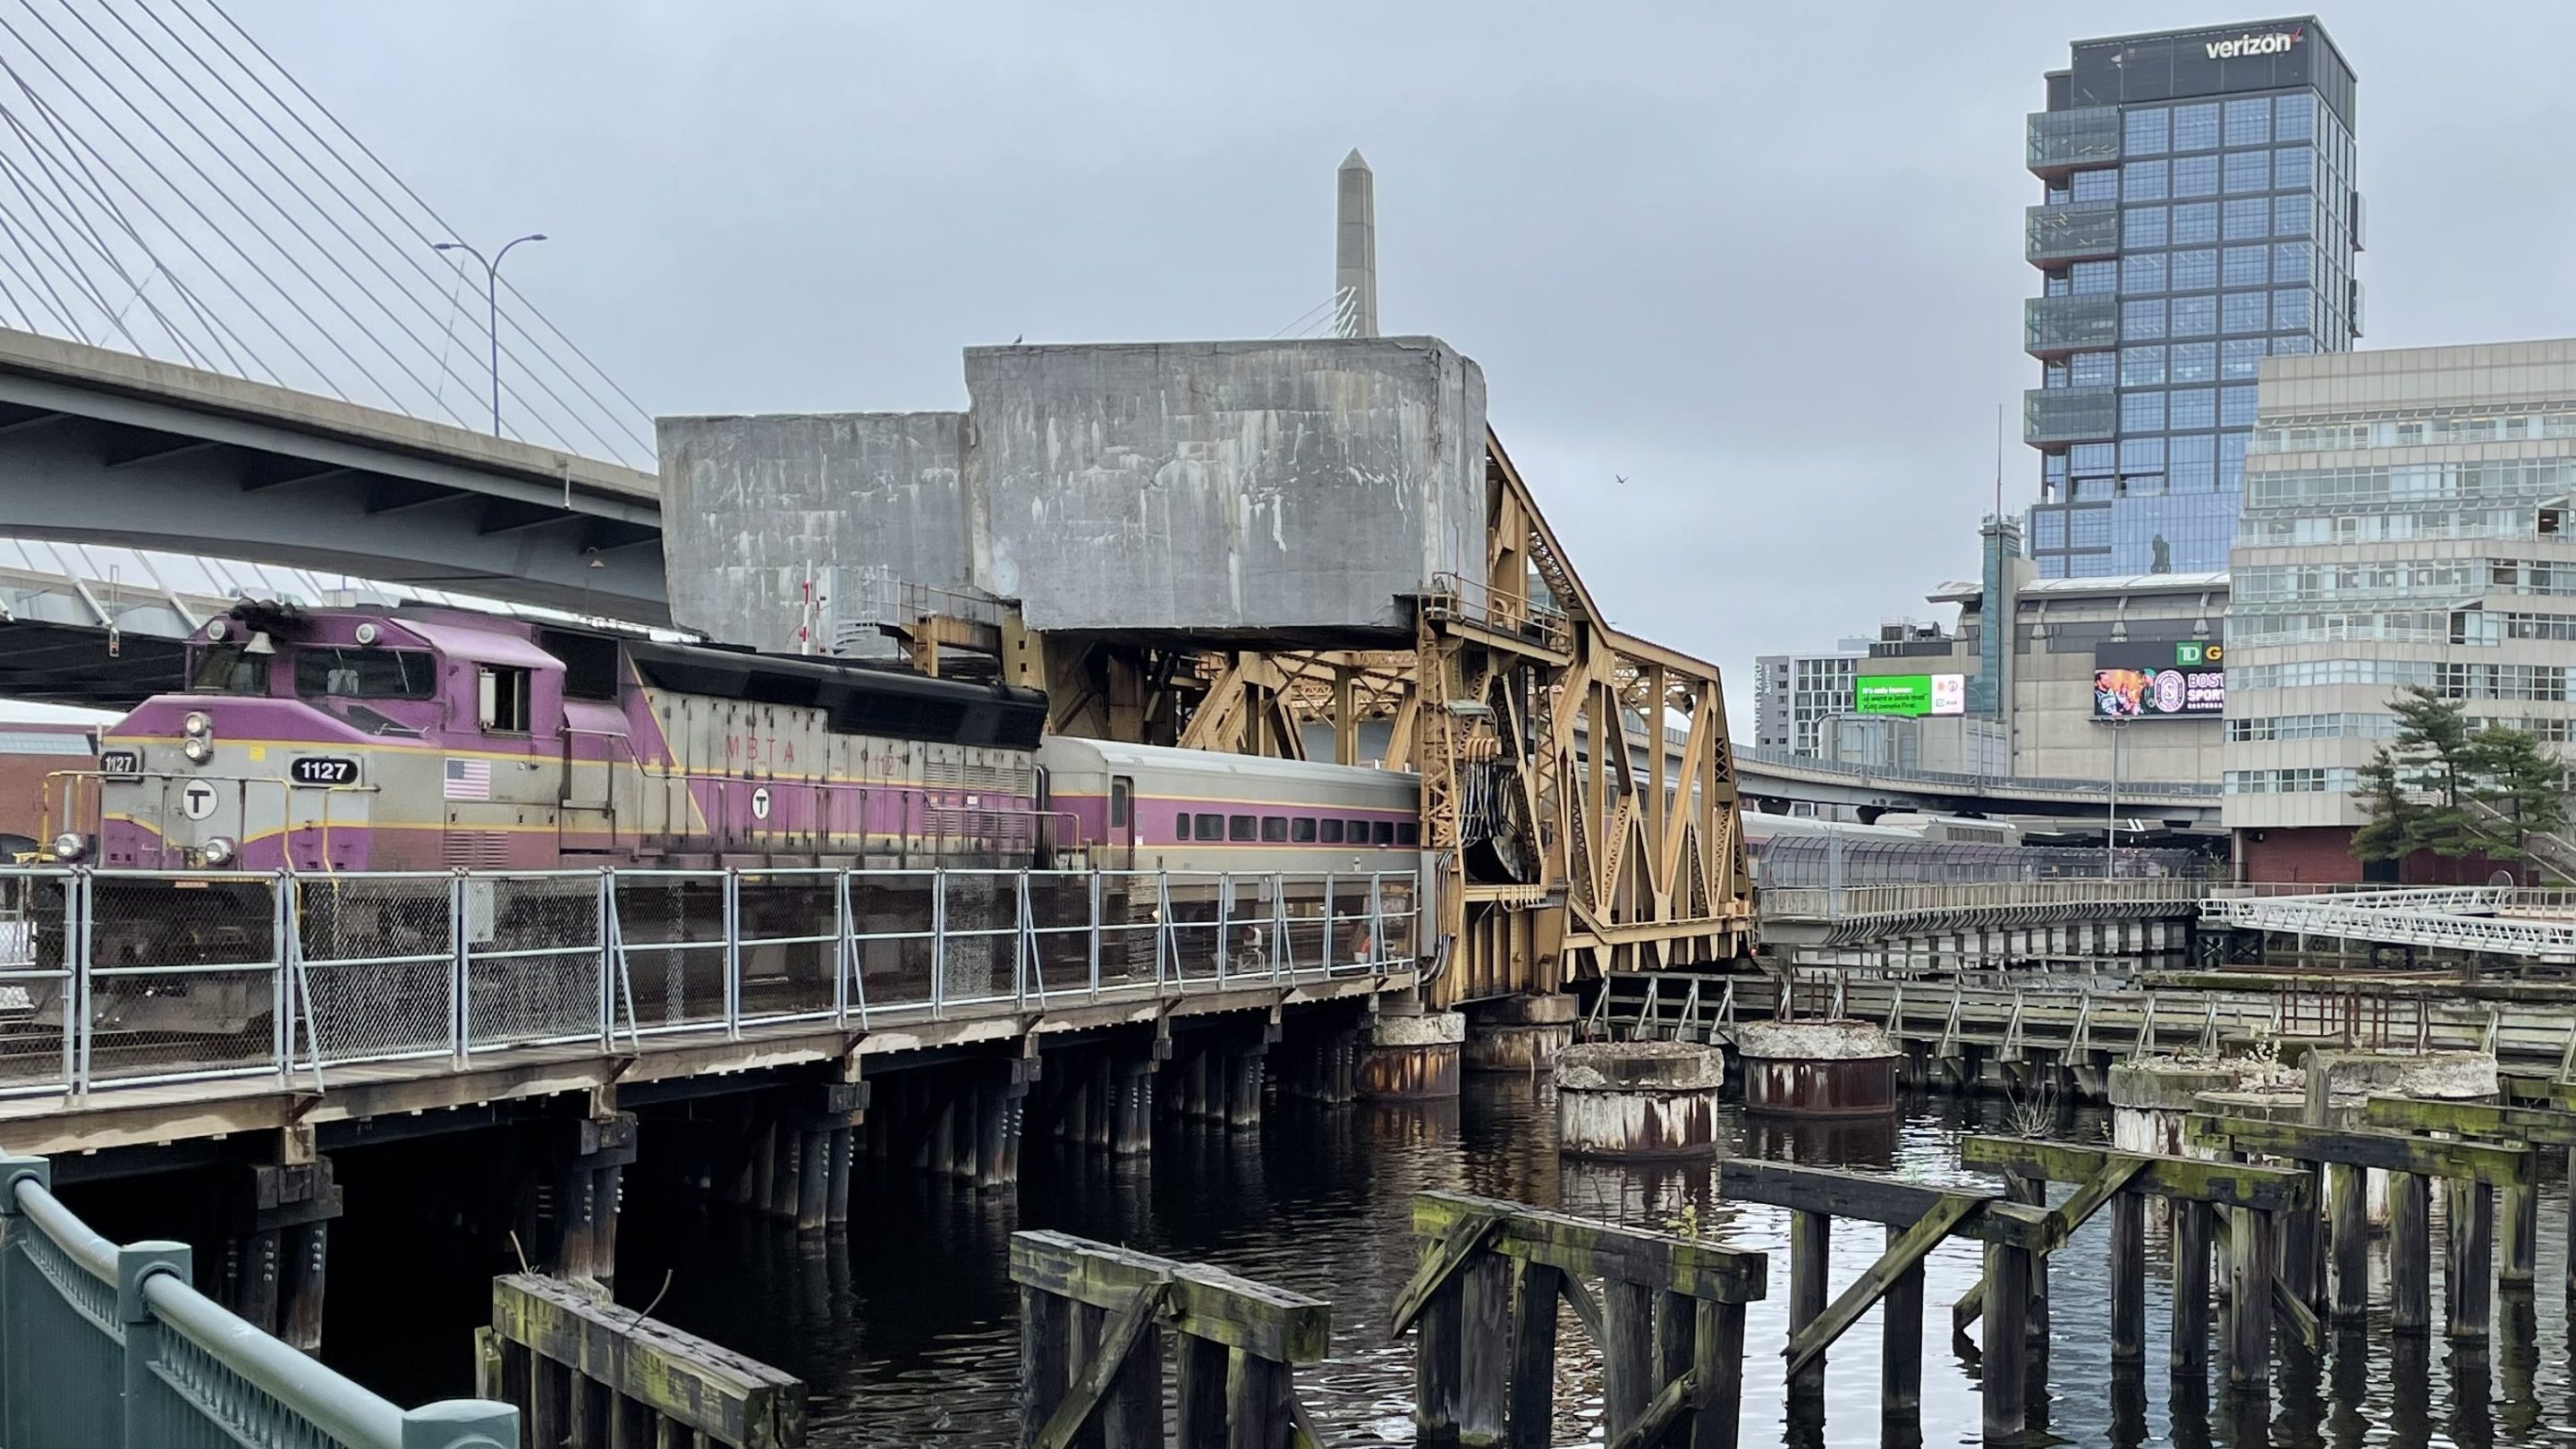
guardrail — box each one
[0,866,1419,1098]
[0,1152,515,1448]
[1762,877,2212,925]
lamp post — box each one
[2105,717,2126,879]
[433,233,547,436]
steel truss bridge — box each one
[2200,886,2576,962]
[0,864,1418,1157]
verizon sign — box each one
[2207,26,2301,59]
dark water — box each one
[612,1080,2576,1446]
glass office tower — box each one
[2023,18,2360,579]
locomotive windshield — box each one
[186,645,269,694]
[293,647,437,699]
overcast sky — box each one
[249,2,2576,730]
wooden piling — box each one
[2500,1181,2538,1290]
[1113,1062,1154,1157]
[2326,1161,2367,1322]
[2389,1171,2430,1335]
[1456,1254,1508,1447]
[555,1167,597,1279]
[825,1127,853,1226]
[1981,1241,2029,1442]
[1505,1259,1561,1449]
[795,1127,829,1232]
[2108,1191,2144,1364]
[751,1119,779,1208]
[1019,1284,1070,1447]
[1174,1337,1227,1446]
[1696,1298,1747,1449]
[2445,1179,2494,1341]
[1786,1209,1828,1409]
[977,1080,1011,1190]
[1603,1278,1655,1439]
[1882,1221,1924,1422]
[279,1220,327,1354]
[2224,1207,2275,1392]
[1229,1046,1265,1131]
[2173,1201,2213,1376]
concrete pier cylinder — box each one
[1733,1021,1901,1118]
[1555,1043,1725,1159]
[1462,994,1578,1073]
[1357,1010,1464,1100]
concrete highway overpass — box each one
[0,327,665,622]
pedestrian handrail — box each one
[0,1153,516,1449]
[2200,887,2576,958]
[0,865,1419,1098]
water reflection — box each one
[598,1079,2574,1446]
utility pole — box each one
[2106,720,2124,878]
[433,233,547,435]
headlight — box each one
[204,620,227,642]
[183,711,212,738]
[50,834,83,861]
[201,837,234,867]
[182,736,213,764]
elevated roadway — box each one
[1735,746,2222,831]
[0,327,665,622]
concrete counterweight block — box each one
[1357,1010,1465,1101]
[1555,1043,1726,1159]
[1462,993,1578,1074]
[1733,1020,1902,1118]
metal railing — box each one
[1733,746,2222,800]
[1762,877,2213,924]
[0,1153,515,1448]
[0,866,1419,1097]
[2201,886,2576,958]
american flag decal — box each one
[444,758,492,801]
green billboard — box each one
[1854,674,1965,717]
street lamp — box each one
[433,233,547,436]
[2103,716,2127,879]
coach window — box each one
[1292,818,1318,843]
[1319,818,1345,844]
[1371,821,1395,846]
[1396,822,1420,847]
[1228,814,1257,843]
[479,666,533,733]
[1346,818,1369,842]
[1261,816,1288,843]
[1192,812,1222,841]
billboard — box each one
[1854,674,1966,718]
[2093,640,2224,720]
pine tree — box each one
[2350,744,2413,864]
[2464,724,2571,874]
[2349,687,2482,870]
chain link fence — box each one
[0,869,76,1092]
[462,873,604,1051]
[294,873,456,1066]
[80,872,283,1086]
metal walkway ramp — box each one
[2201,886,2576,960]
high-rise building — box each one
[2230,341,2576,884]
[2022,18,2360,580]
[1752,640,1875,755]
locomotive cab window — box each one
[1260,816,1288,843]
[479,665,533,733]
[188,646,269,695]
[1192,812,1222,841]
[1292,818,1318,843]
[1228,814,1256,843]
[1319,819,1345,844]
[294,648,436,699]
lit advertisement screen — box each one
[2093,641,2224,719]
[1854,674,1966,717]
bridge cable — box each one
[11,0,466,425]
[0,106,215,369]
[135,0,624,455]
[97,0,625,453]
[186,0,657,458]
[0,32,356,402]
